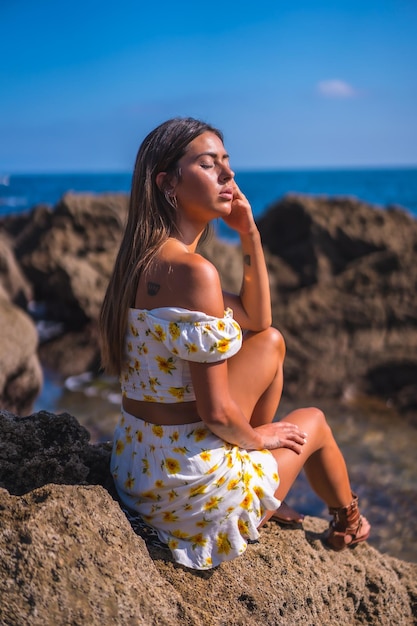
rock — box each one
[0,233,33,306]
[0,299,42,414]
[2,193,128,326]
[1,191,416,417]
[257,195,417,419]
[0,410,416,626]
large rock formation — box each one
[0,409,416,625]
[256,194,417,421]
[1,191,416,417]
[0,235,42,413]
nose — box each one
[220,163,234,181]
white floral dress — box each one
[111,307,280,570]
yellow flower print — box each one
[206,463,220,475]
[185,342,198,354]
[196,517,210,528]
[193,427,208,442]
[136,430,143,442]
[252,462,265,479]
[172,529,190,539]
[115,439,124,455]
[204,557,213,567]
[137,342,148,354]
[217,319,226,331]
[143,395,157,402]
[238,519,250,535]
[191,533,208,549]
[214,337,231,353]
[214,475,227,488]
[272,472,280,483]
[169,322,181,340]
[124,473,135,490]
[199,450,211,462]
[148,377,161,393]
[152,424,164,438]
[165,458,181,474]
[137,312,145,322]
[253,485,265,499]
[226,454,234,468]
[120,414,125,426]
[133,359,140,371]
[140,490,161,501]
[162,511,179,523]
[183,503,193,511]
[240,492,253,510]
[154,479,165,488]
[127,341,133,352]
[227,478,240,491]
[232,321,242,339]
[141,458,150,475]
[243,471,252,487]
[168,539,179,550]
[216,532,232,555]
[169,431,179,443]
[146,324,166,342]
[168,489,179,501]
[189,484,207,498]
[168,386,188,400]
[172,446,189,455]
[172,347,179,355]
[155,355,176,375]
[203,496,223,512]
[129,324,139,337]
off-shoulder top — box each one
[121,307,242,403]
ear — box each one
[156,171,177,194]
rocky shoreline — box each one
[1,409,416,625]
[1,192,417,623]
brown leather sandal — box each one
[324,493,370,551]
[270,501,304,526]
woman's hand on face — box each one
[253,421,308,454]
[222,182,256,235]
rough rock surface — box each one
[1,191,416,417]
[256,194,417,421]
[0,235,42,412]
[0,410,416,626]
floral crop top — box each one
[121,307,242,403]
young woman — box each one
[99,118,370,570]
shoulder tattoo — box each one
[147,281,160,296]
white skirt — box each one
[111,409,280,569]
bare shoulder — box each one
[171,251,225,316]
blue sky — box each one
[1,0,416,172]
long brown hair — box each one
[99,117,223,375]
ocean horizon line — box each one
[1,164,417,178]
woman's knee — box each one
[257,326,286,363]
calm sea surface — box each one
[1,168,417,563]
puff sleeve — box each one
[147,307,242,363]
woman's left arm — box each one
[222,183,272,330]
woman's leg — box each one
[262,407,371,543]
[227,327,285,426]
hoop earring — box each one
[164,190,178,209]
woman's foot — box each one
[270,501,304,525]
[325,493,371,551]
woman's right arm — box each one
[183,255,305,453]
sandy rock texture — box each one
[0,409,416,626]
[1,191,416,419]
[0,235,42,412]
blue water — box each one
[1,168,416,241]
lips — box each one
[219,187,233,200]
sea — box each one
[1,167,417,563]
[1,167,417,242]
